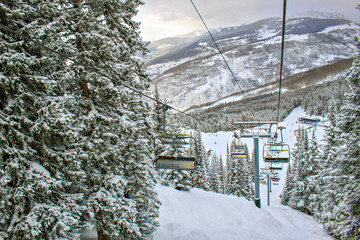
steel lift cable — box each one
[190,0,243,92]
[276,0,287,124]
[0,23,220,130]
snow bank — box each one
[154,185,331,240]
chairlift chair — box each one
[263,142,290,163]
[231,145,248,158]
[269,162,283,170]
[154,134,198,170]
[153,104,199,170]
[231,135,248,159]
[263,126,290,163]
[154,155,196,170]
[270,172,280,181]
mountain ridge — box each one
[145,15,357,110]
[184,57,353,113]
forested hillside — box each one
[179,76,349,132]
[145,15,356,110]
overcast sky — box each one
[135,0,359,41]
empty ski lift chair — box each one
[153,104,198,170]
[232,145,248,159]
[154,135,198,170]
[231,132,248,159]
[269,162,283,170]
[270,173,280,182]
[263,142,290,163]
[263,126,290,163]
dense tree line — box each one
[155,110,255,202]
[0,1,159,239]
[281,29,360,239]
[179,78,349,133]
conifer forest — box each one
[0,1,359,240]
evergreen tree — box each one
[321,24,360,239]
[226,141,253,200]
[218,156,225,194]
[76,1,157,237]
[245,146,254,201]
[317,104,343,229]
[31,0,159,238]
[305,132,322,216]
[224,143,231,194]
[0,1,86,239]
[281,163,294,206]
[208,154,220,193]
[281,126,304,207]
[288,128,311,214]
[191,128,210,191]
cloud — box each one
[136,0,359,41]
[136,12,202,40]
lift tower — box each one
[234,121,277,208]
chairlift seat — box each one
[232,153,247,158]
[269,165,283,170]
[263,143,290,163]
[264,156,289,163]
[162,140,189,145]
[154,156,196,170]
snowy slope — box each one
[201,107,325,207]
[153,107,329,239]
[146,17,356,110]
[154,185,331,240]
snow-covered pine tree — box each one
[224,143,231,194]
[281,127,300,206]
[281,126,305,209]
[288,128,311,213]
[226,142,253,200]
[55,0,160,238]
[321,22,360,239]
[0,1,87,239]
[317,104,343,230]
[191,128,210,191]
[208,154,221,193]
[225,155,242,197]
[152,87,165,135]
[218,156,225,194]
[281,162,294,206]
[305,132,322,216]
[245,145,254,201]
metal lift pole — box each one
[234,121,277,209]
[254,137,261,208]
[267,174,271,206]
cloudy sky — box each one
[135,0,359,41]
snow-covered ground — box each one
[154,185,331,240]
[154,107,330,239]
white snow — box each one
[320,23,356,34]
[154,107,330,239]
[30,161,51,178]
[154,185,331,240]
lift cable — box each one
[190,0,243,92]
[0,23,222,130]
[276,0,287,123]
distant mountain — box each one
[144,14,357,110]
